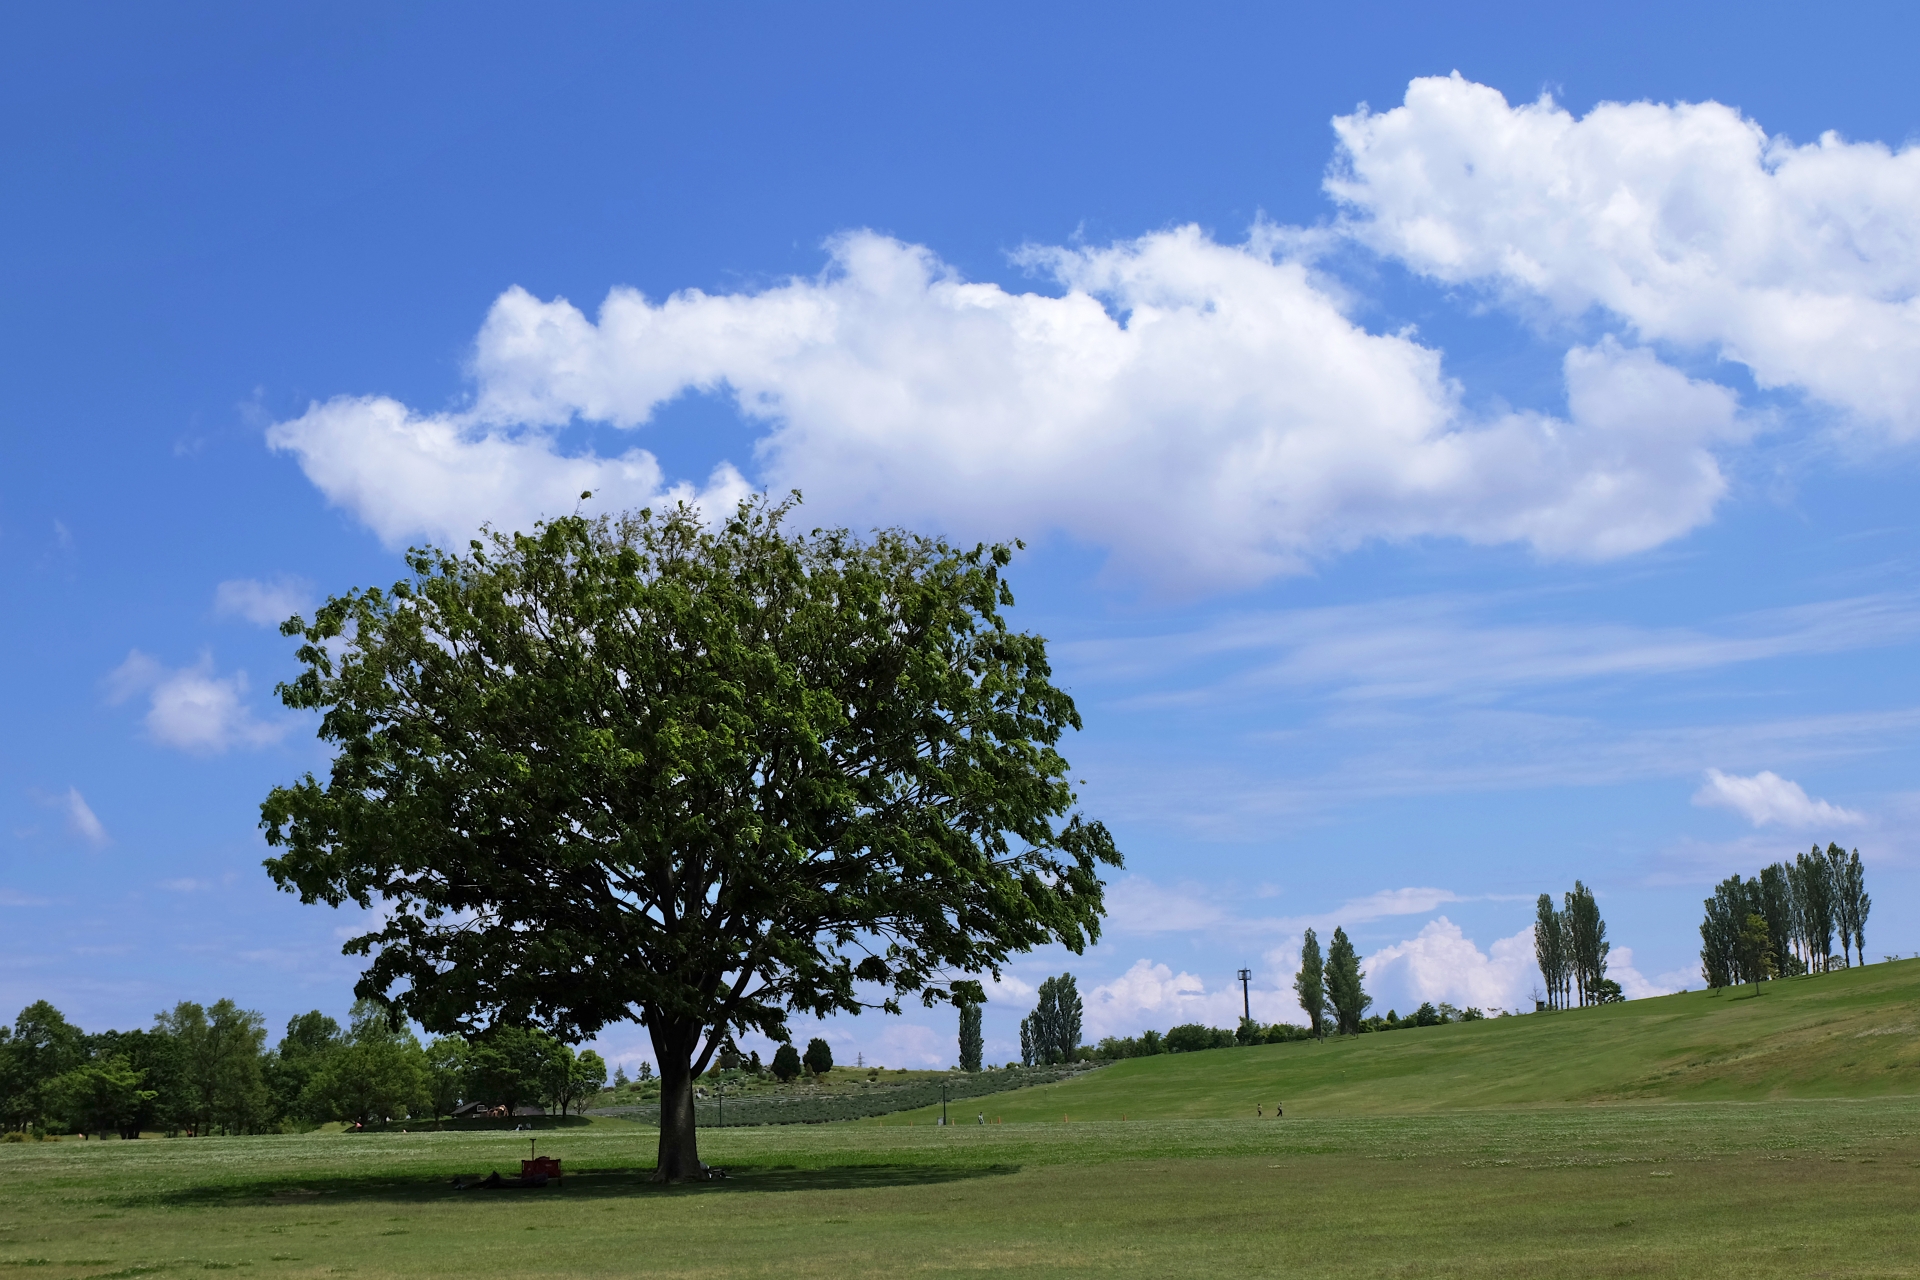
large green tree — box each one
[83,1029,177,1137]
[304,1000,428,1127]
[463,1024,553,1117]
[260,499,1119,1180]
[569,1050,609,1113]
[0,1001,83,1131]
[153,1000,268,1136]
[266,1011,342,1127]
[50,1056,156,1140]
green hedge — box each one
[588,1063,1099,1128]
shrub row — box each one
[587,1063,1099,1127]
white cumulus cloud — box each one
[1606,946,1680,1001]
[1085,960,1234,1037]
[214,575,316,627]
[1083,958,1313,1037]
[1692,767,1862,828]
[104,649,288,754]
[1365,918,1540,1013]
[270,227,1741,589]
[1331,72,1920,436]
[267,394,753,552]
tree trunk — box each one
[651,1021,709,1182]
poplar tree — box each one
[1841,849,1870,967]
[1323,927,1371,1035]
[1757,863,1800,976]
[1294,929,1327,1039]
[1795,846,1837,972]
[957,1001,983,1072]
[1533,894,1569,1010]
[1563,882,1610,1007]
[1823,843,1853,967]
[1828,845,1870,968]
[1700,875,1755,991]
[1025,974,1083,1065]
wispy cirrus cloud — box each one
[1060,591,1920,707]
[1103,878,1476,940]
[25,787,110,849]
[61,788,109,848]
[1081,705,1920,836]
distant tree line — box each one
[1089,1000,1487,1060]
[1533,882,1620,1009]
[1701,843,1871,991]
[1022,930,1485,1066]
[0,997,605,1138]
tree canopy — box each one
[260,497,1120,1179]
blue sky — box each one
[6,2,1920,1073]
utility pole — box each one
[940,1082,949,1127]
[1237,968,1252,1023]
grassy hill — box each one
[874,958,1920,1124]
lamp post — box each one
[1237,968,1252,1024]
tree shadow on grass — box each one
[138,1163,1019,1210]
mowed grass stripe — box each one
[2,1101,1918,1278]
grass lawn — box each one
[3,1098,1917,1278]
[3,962,1916,1278]
[878,959,1920,1125]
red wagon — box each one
[521,1156,563,1186]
